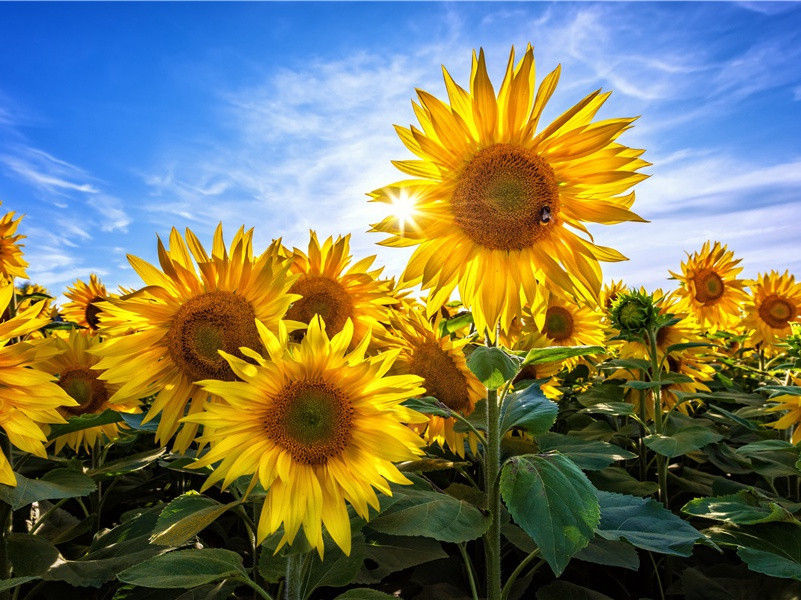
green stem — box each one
[501,548,540,600]
[284,552,306,600]
[647,329,668,509]
[484,385,501,600]
[0,434,13,599]
[237,576,274,600]
[458,543,479,600]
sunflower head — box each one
[62,274,109,331]
[0,206,28,281]
[93,224,299,452]
[742,271,801,353]
[765,379,801,445]
[370,45,648,339]
[669,241,748,330]
[186,317,425,557]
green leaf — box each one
[356,533,446,584]
[522,345,604,366]
[7,534,60,575]
[596,491,702,556]
[536,581,615,600]
[0,468,96,510]
[90,447,167,478]
[437,311,473,336]
[150,493,240,546]
[736,441,800,479]
[536,433,635,471]
[0,577,38,592]
[574,536,639,571]
[117,548,246,589]
[334,590,399,600]
[299,535,366,599]
[369,487,489,543]
[623,380,660,390]
[644,427,723,458]
[500,384,558,436]
[401,396,451,417]
[682,490,797,525]
[47,409,124,440]
[665,342,713,354]
[467,346,519,388]
[586,467,658,497]
[499,453,600,576]
[579,402,634,416]
[707,523,801,581]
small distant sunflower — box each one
[669,241,748,330]
[386,309,484,456]
[0,206,28,280]
[35,331,140,453]
[284,232,395,345]
[370,45,648,339]
[742,271,801,353]
[600,280,628,313]
[62,274,109,331]
[765,380,801,444]
[94,225,298,452]
[511,353,562,400]
[14,283,57,333]
[0,283,76,485]
[186,317,425,556]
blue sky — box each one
[1,1,800,298]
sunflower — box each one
[370,45,648,339]
[600,279,628,313]
[185,317,425,556]
[669,241,748,330]
[742,271,801,353]
[284,232,395,345]
[93,225,298,452]
[0,282,76,485]
[0,205,28,281]
[14,283,58,333]
[385,308,484,456]
[62,274,109,331]
[34,330,140,453]
[765,379,801,444]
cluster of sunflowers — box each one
[1,46,800,597]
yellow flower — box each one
[742,271,801,353]
[93,225,298,452]
[284,232,395,345]
[0,206,28,280]
[186,317,425,556]
[385,308,485,456]
[0,283,76,485]
[669,241,748,330]
[765,379,801,444]
[523,292,605,352]
[62,274,109,331]
[34,330,141,453]
[370,45,648,339]
[600,279,628,313]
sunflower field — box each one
[1,45,801,600]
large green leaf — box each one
[46,409,124,439]
[500,384,558,436]
[707,523,801,581]
[89,447,167,478]
[536,581,614,600]
[682,490,797,525]
[522,345,604,366]
[644,427,723,458]
[297,538,366,599]
[586,467,658,497]
[401,396,451,417]
[7,534,60,575]
[0,577,37,592]
[150,493,239,546]
[355,533,446,584]
[117,548,247,589]
[0,468,96,510]
[536,433,635,471]
[596,491,702,556]
[574,536,639,571]
[467,346,519,388]
[499,453,600,576]
[368,487,488,543]
[736,441,800,479]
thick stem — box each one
[484,386,501,600]
[647,329,668,509]
[284,552,305,600]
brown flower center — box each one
[167,291,260,382]
[286,276,354,336]
[58,368,109,416]
[693,269,724,303]
[265,380,353,465]
[450,143,560,251]
[758,295,795,329]
[84,296,105,330]
[543,306,574,342]
[409,341,471,413]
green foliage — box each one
[467,346,520,387]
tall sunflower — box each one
[0,283,76,485]
[385,309,485,456]
[742,271,801,353]
[284,232,395,344]
[62,274,109,331]
[93,225,298,452]
[185,317,425,556]
[35,330,140,453]
[370,45,648,339]
[0,205,28,281]
[669,241,748,330]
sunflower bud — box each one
[610,290,660,337]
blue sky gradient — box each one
[1,1,800,297]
